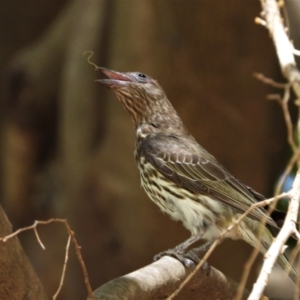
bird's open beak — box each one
[96,67,131,89]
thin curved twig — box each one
[0,219,95,299]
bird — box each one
[96,67,297,283]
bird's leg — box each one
[184,241,214,263]
[184,238,224,267]
[154,234,202,267]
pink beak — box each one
[96,67,132,89]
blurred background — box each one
[0,0,299,299]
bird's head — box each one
[96,67,177,127]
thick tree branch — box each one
[93,256,249,300]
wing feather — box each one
[139,134,277,228]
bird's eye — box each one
[136,73,148,82]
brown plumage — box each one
[97,67,297,283]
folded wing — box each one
[139,133,277,228]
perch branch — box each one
[93,256,248,300]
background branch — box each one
[0,218,94,299]
[248,0,300,298]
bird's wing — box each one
[139,134,277,228]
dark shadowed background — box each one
[0,0,299,299]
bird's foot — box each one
[154,235,204,266]
[154,246,195,268]
[154,244,212,272]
